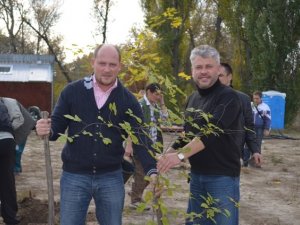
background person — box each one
[219,63,262,167]
[14,105,38,175]
[125,83,168,210]
[157,45,243,225]
[36,44,158,225]
[251,91,271,153]
[0,99,20,225]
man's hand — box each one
[124,138,133,158]
[252,153,263,167]
[36,118,51,137]
[264,129,270,136]
[157,153,181,173]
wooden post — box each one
[41,111,55,225]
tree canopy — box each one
[0,0,299,125]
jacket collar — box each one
[197,79,221,96]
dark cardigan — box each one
[50,76,157,176]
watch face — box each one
[178,153,184,160]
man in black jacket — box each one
[219,63,262,167]
[158,45,242,225]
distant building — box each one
[0,54,55,113]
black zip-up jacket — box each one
[172,80,243,177]
[236,90,259,154]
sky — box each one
[55,0,145,62]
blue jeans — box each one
[15,139,27,173]
[60,169,125,225]
[186,173,240,225]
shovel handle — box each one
[41,111,55,225]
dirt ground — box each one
[1,129,299,225]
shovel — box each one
[41,111,55,225]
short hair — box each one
[145,83,161,93]
[190,45,220,65]
[220,62,233,75]
[93,44,121,62]
[253,90,262,98]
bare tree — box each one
[93,0,112,43]
[0,0,25,53]
[30,0,61,54]
[22,0,72,82]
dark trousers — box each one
[0,138,19,224]
[130,155,149,204]
[243,127,263,164]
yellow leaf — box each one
[178,72,191,80]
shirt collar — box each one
[143,94,151,106]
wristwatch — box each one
[177,153,185,161]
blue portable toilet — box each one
[262,91,286,129]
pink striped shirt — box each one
[93,75,118,109]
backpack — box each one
[1,97,24,130]
[1,97,36,144]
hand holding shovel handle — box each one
[41,111,55,225]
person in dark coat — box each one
[0,99,20,225]
[219,63,262,167]
[158,45,243,225]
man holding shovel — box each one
[36,44,158,225]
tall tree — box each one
[220,0,300,125]
[93,0,112,43]
[0,0,25,53]
[30,0,61,54]
[23,0,72,82]
[244,0,300,124]
[142,0,196,77]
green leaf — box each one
[130,134,139,145]
[102,138,112,145]
[109,102,117,116]
[82,130,93,136]
[64,114,82,122]
[74,115,82,122]
[126,109,142,124]
[201,203,209,209]
[58,133,68,142]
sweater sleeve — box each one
[128,100,158,176]
[241,94,260,154]
[49,85,71,141]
